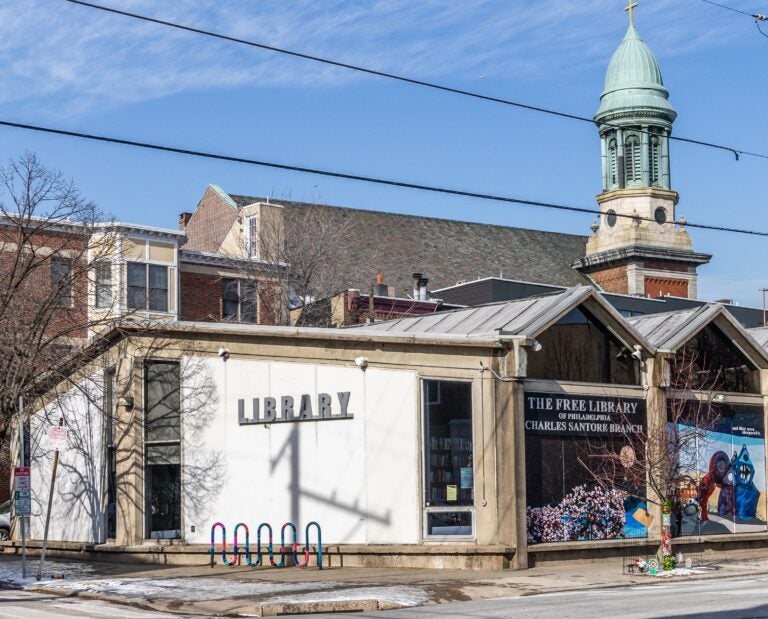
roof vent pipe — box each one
[418,277,429,301]
[412,272,422,299]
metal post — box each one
[37,419,63,580]
[760,288,767,327]
[18,396,26,580]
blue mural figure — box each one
[734,445,760,520]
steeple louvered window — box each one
[624,135,641,185]
[608,139,618,188]
[649,135,661,186]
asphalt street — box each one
[307,575,768,619]
[3,575,768,618]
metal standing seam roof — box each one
[629,305,768,365]
[747,326,768,351]
[350,287,606,340]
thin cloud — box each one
[0,0,750,115]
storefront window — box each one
[423,379,473,537]
[524,392,649,544]
[144,360,181,539]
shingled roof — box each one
[228,193,591,296]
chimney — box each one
[374,274,388,297]
[179,212,193,230]
[418,276,429,301]
[412,272,422,300]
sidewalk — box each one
[2,549,768,617]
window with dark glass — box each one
[148,265,168,312]
[127,262,146,310]
[104,369,117,540]
[526,305,641,385]
[423,380,474,537]
[144,360,181,539]
[127,262,168,312]
[221,278,239,319]
[676,324,759,393]
[51,257,71,307]
[221,278,257,323]
[95,263,112,309]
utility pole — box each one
[761,288,768,327]
[18,397,26,580]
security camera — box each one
[218,348,230,361]
[355,356,369,370]
[631,345,643,361]
[531,340,543,352]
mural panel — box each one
[525,392,648,544]
[673,402,766,537]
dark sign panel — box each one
[524,391,645,437]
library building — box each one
[22,286,768,569]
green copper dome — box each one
[595,25,676,123]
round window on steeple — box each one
[654,207,667,225]
[606,210,617,227]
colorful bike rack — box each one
[210,520,322,569]
[209,521,237,567]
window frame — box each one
[126,261,170,313]
[143,359,182,540]
[51,256,72,308]
[95,262,113,309]
[246,215,259,259]
[220,277,257,323]
[421,377,476,541]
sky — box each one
[0,0,766,305]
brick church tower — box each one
[573,5,710,298]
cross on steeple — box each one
[625,0,638,26]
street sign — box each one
[14,490,31,515]
[46,426,68,451]
[14,467,31,516]
[13,467,30,491]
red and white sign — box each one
[13,467,31,515]
[13,467,30,491]
[47,426,69,451]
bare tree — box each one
[577,350,723,568]
[231,198,382,327]
[0,152,118,445]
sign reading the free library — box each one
[238,392,353,425]
[524,391,645,437]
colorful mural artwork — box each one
[524,392,648,544]
[673,403,766,537]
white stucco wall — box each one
[29,373,105,543]
[182,358,420,545]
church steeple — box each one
[572,6,711,300]
[595,19,675,192]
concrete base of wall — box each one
[1,541,517,571]
[528,533,768,567]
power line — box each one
[62,0,768,163]
[1,117,766,239]
[700,0,767,21]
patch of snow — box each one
[33,576,341,601]
[0,557,99,588]
[651,567,714,578]
[267,585,430,607]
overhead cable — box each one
[1,117,766,238]
[62,0,768,163]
